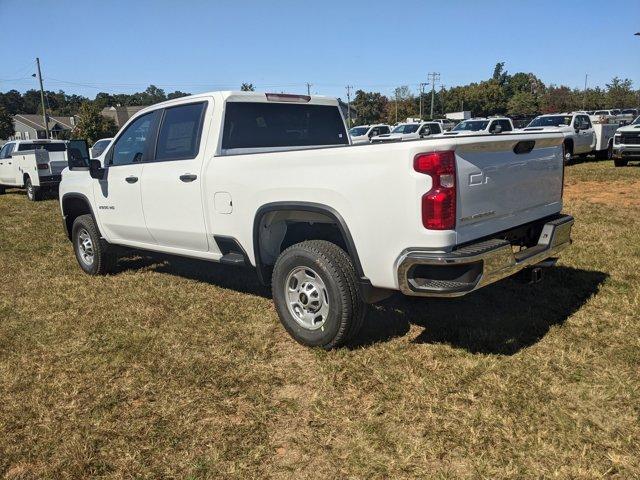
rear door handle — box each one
[179,174,197,182]
[125,176,138,184]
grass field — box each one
[1,160,639,479]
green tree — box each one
[351,90,388,125]
[72,102,118,145]
[606,77,636,108]
[0,90,24,114]
[507,91,539,116]
[492,62,508,85]
[386,85,416,124]
[167,90,190,99]
[240,83,255,91]
[0,106,14,140]
[540,85,579,113]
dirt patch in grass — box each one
[1,163,640,478]
[564,180,640,207]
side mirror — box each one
[67,139,90,169]
[492,124,503,134]
[89,159,106,179]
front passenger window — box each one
[110,112,158,166]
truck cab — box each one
[613,115,640,166]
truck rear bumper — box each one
[397,214,574,297]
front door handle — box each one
[179,174,197,182]
[125,176,138,184]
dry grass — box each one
[1,160,639,479]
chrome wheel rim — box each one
[26,181,33,199]
[77,228,94,266]
[284,266,329,330]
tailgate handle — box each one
[513,140,535,155]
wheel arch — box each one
[252,201,364,285]
[61,192,97,241]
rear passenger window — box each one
[499,120,512,132]
[379,126,390,134]
[222,102,349,151]
[155,102,206,161]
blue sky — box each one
[1,0,639,100]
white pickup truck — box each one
[59,91,574,349]
[0,139,70,200]
[370,121,442,142]
[613,115,640,166]
[442,117,514,136]
[522,112,617,161]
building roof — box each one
[14,114,75,131]
[101,106,146,127]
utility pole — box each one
[394,89,398,124]
[418,82,427,120]
[582,73,588,110]
[306,82,312,96]
[35,57,50,139]
[427,72,440,119]
[345,85,353,127]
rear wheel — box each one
[72,214,115,275]
[25,177,41,201]
[614,158,628,167]
[272,240,365,349]
[595,142,613,160]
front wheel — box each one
[595,143,613,160]
[25,177,42,201]
[272,240,365,349]
[72,214,115,275]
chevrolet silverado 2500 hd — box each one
[59,91,574,349]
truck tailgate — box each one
[454,134,564,243]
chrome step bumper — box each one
[397,214,574,297]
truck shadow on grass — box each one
[354,266,608,355]
[114,252,607,356]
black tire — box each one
[595,142,613,160]
[71,214,115,275]
[25,176,42,201]
[272,240,365,349]
[614,158,628,167]
[563,142,573,165]
[0,185,5,195]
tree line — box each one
[351,63,639,126]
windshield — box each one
[17,142,66,152]
[632,116,640,125]
[453,120,489,131]
[349,127,369,136]
[527,116,572,127]
[391,124,420,134]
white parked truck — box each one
[441,117,514,136]
[0,139,71,200]
[348,124,391,144]
[613,115,640,166]
[522,112,617,161]
[59,91,573,349]
[371,121,442,142]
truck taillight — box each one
[37,164,49,170]
[414,150,456,230]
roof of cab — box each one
[135,91,340,117]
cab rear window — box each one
[222,102,348,151]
